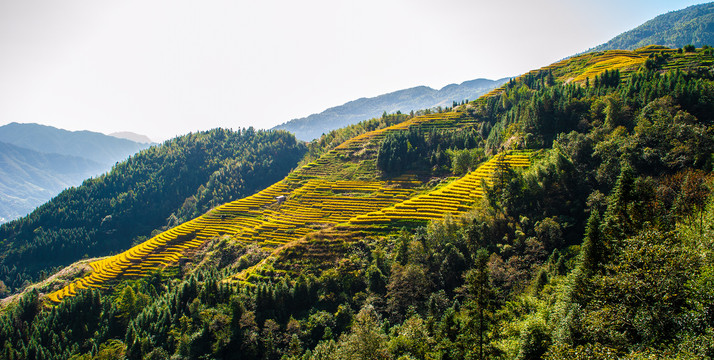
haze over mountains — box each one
[272,2,714,144]
[0,123,150,166]
[0,142,105,223]
[272,78,509,141]
[0,123,152,223]
[108,131,154,145]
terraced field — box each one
[49,45,709,303]
[350,152,530,225]
[481,46,714,100]
[46,110,508,303]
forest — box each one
[0,129,306,294]
[0,47,713,359]
[591,2,714,52]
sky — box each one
[0,0,710,142]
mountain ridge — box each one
[0,141,105,223]
[0,122,149,166]
[108,131,154,144]
[272,77,509,141]
[587,2,714,52]
[0,123,153,223]
[42,45,698,300]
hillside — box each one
[1,46,714,359]
[272,78,509,141]
[0,142,106,223]
[589,2,714,52]
[0,128,306,294]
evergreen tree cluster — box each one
[376,127,482,175]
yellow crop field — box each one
[51,41,656,303]
[349,152,530,226]
[572,54,646,83]
[75,150,527,299]
[46,107,533,303]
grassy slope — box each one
[44,46,714,303]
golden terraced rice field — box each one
[47,109,520,303]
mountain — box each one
[108,131,153,144]
[0,123,154,223]
[272,78,509,141]
[3,47,714,359]
[0,123,149,166]
[0,128,306,293]
[589,2,714,52]
[0,142,105,223]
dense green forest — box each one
[1,48,714,360]
[0,129,306,294]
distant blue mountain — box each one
[0,122,149,166]
[272,78,509,141]
[0,123,152,223]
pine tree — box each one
[462,249,496,359]
[579,209,603,274]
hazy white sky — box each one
[0,0,709,141]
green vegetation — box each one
[589,2,714,52]
[376,126,481,175]
[0,128,306,294]
[1,47,714,359]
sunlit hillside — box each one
[3,46,714,360]
[45,46,714,303]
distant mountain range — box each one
[273,2,714,142]
[0,142,105,223]
[0,123,150,166]
[109,131,153,144]
[0,123,153,223]
[272,78,509,141]
[589,2,714,52]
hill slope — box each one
[0,128,306,293]
[45,45,712,302]
[590,2,714,52]
[272,78,509,141]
